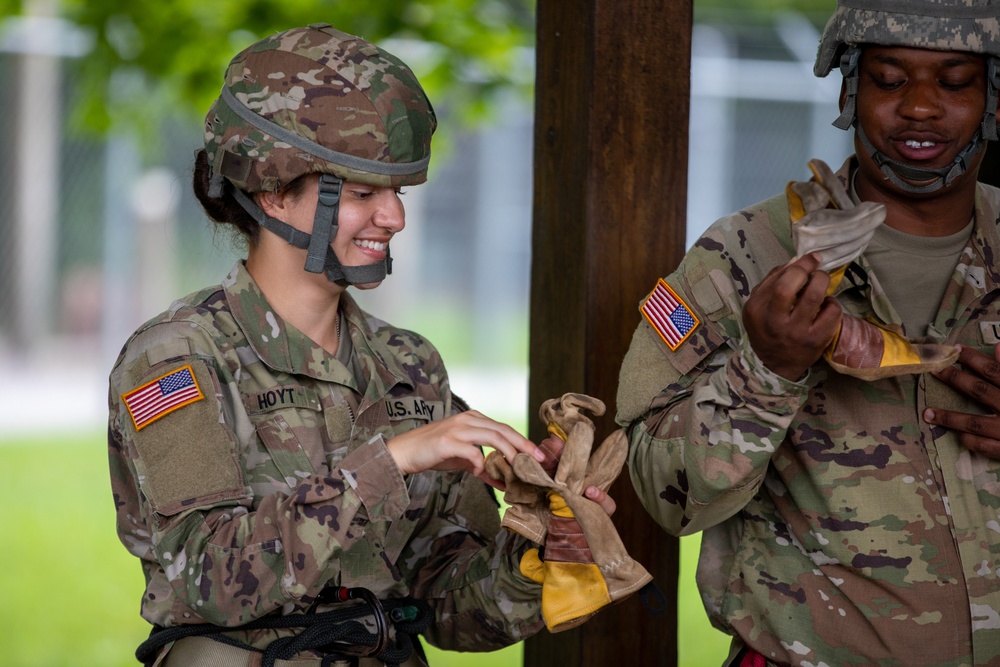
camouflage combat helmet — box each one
[814,0,1000,194]
[203,23,437,285]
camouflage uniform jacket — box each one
[616,157,1000,667]
[108,261,543,658]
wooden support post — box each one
[526,2,692,666]
[981,141,1000,188]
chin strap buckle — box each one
[305,174,343,274]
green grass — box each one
[0,434,148,667]
[0,433,728,667]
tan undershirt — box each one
[863,222,971,337]
[847,171,972,336]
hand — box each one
[387,410,546,489]
[742,253,842,380]
[583,485,616,516]
[924,344,1000,458]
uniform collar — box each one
[969,182,1000,287]
[222,261,411,389]
[835,159,1000,331]
[839,156,1000,290]
[841,154,1000,265]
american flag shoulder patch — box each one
[122,364,205,431]
[641,279,700,351]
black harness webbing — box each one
[136,590,432,667]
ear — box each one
[256,190,289,220]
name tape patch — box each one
[386,397,443,422]
[641,279,699,351]
[981,322,1000,345]
[122,364,205,431]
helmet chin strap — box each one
[227,175,392,286]
[832,46,999,195]
[854,124,986,195]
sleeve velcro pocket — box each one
[127,359,248,516]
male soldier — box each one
[617,1,1000,665]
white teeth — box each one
[354,239,387,251]
[904,140,936,148]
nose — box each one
[373,189,406,232]
[899,79,943,121]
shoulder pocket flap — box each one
[129,359,247,516]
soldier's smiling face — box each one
[328,181,406,290]
[852,45,987,196]
[260,174,406,290]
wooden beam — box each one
[981,141,1000,188]
[526,1,692,665]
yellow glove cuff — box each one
[520,548,546,584]
[878,327,923,366]
[520,549,611,632]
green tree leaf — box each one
[11,0,535,143]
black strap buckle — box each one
[314,586,390,658]
[304,174,343,273]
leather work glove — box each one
[486,393,653,632]
[788,159,958,380]
[484,419,565,545]
[485,393,606,545]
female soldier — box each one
[107,23,613,666]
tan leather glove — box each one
[486,393,653,632]
[485,395,587,544]
[788,159,958,380]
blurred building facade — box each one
[0,11,849,435]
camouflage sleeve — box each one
[109,321,408,627]
[396,382,543,650]
[616,228,814,537]
[409,473,544,651]
[156,439,404,625]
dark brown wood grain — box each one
[525,2,693,665]
[981,141,1000,188]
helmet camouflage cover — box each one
[204,23,436,193]
[815,0,1000,76]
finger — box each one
[774,255,830,323]
[584,485,617,516]
[924,407,1000,441]
[808,298,843,344]
[753,255,816,309]
[463,428,523,463]
[789,270,831,322]
[477,469,506,491]
[770,258,823,312]
[959,433,1000,459]
[784,253,823,279]
[457,411,541,454]
[433,447,488,478]
[755,256,803,291]
[465,421,543,463]
[778,272,833,329]
[957,345,1000,384]
[934,362,1000,413]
